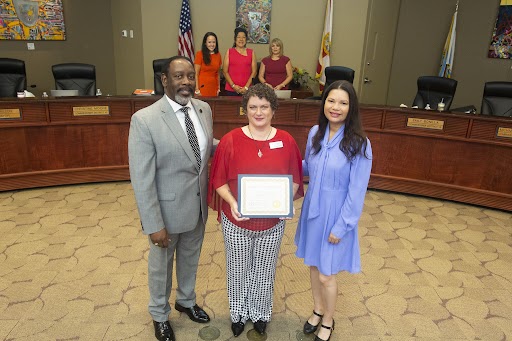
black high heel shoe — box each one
[231,318,245,337]
[303,311,323,334]
[253,320,267,335]
[314,320,335,341]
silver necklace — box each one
[247,126,272,158]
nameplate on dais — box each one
[407,117,444,130]
[0,108,21,119]
[72,106,110,116]
[497,127,512,138]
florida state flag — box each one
[316,0,333,91]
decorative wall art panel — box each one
[236,0,271,44]
[0,0,66,40]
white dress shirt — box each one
[165,95,207,161]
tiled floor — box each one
[0,182,511,340]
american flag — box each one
[178,0,194,60]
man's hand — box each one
[150,228,171,248]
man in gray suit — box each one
[128,56,214,341]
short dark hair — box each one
[161,55,193,76]
[232,27,248,47]
[241,83,279,113]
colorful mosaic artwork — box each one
[0,0,66,40]
[489,1,512,58]
[235,0,271,44]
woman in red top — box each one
[222,27,257,96]
[258,38,293,90]
[208,83,303,337]
[194,32,222,96]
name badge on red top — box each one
[269,141,283,149]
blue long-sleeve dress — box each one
[295,124,372,275]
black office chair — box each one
[325,66,355,86]
[412,76,457,111]
[307,66,355,100]
[52,63,96,96]
[0,58,27,98]
[252,61,261,85]
[153,58,168,95]
[481,81,512,117]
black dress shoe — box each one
[304,310,323,334]
[174,303,210,323]
[231,321,245,337]
[253,320,267,335]
[153,320,175,341]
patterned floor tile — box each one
[0,182,511,340]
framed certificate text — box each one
[238,174,293,218]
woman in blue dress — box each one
[295,80,372,341]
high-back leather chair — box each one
[325,66,355,87]
[252,61,262,85]
[307,66,355,100]
[153,58,168,95]
[52,63,96,96]
[412,76,457,111]
[0,58,27,98]
[481,81,512,117]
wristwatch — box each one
[244,86,249,90]
[195,90,200,95]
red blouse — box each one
[208,128,304,231]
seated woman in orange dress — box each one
[194,32,222,97]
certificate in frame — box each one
[237,174,293,218]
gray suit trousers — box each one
[148,216,205,322]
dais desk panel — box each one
[0,96,510,211]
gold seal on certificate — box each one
[238,174,293,218]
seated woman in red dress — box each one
[258,38,293,90]
[208,83,303,337]
[194,32,222,97]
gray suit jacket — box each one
[128,96,213,235]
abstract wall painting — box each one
[0,0,66,40]
[489,0,512,59]
[236,0,271,44]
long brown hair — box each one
[201,32,219,65]
[311,80,369,160]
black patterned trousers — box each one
[221,212,285,324]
